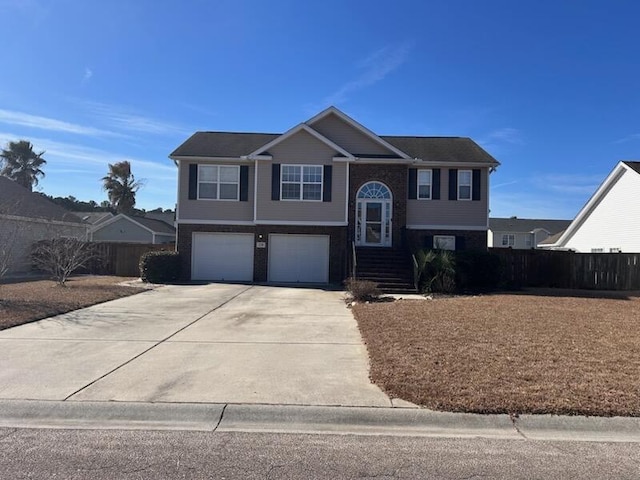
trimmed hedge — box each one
[139,250,181,283]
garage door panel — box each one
[192,233,254,281]
[268,235,329,283]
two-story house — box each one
[170,107,499,287]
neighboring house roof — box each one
[538,230,565,245]
[489,217,572,234]
[544,160,640,249]
[169,107,499,167]
[0,176,84,224]
[91,214,176,236]
[144,211,175,225]
[71,211,114,225]
[132,216,176,235]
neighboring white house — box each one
[0,177,89,275]
[89,214,176,244]
[488,217,571,249]
[542,161,640,252]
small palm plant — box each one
[416,248,456,294]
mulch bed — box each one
[352,290,640,417]
[0,276,145,330]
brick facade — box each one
[177,223,348,283]
[405,229,488,253]
[348,164,408,248]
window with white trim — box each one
[502,234,515,247]
[198,165,240,200]
[609,247,621,253]
[281,165,323,201]
[458,170,472,200]
[591,248,604,253]
[417,169,432,199]
[434,235,456,251]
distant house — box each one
[89,214,176,244]
[542,161,640,252]
[488,217,571,249]
[0,177,89,275]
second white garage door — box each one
[192,233,254,281]
[268,234,330,283]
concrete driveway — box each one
[0,284,391,407]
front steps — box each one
[355,247,416,294]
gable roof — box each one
[545,161,640,248]
[92,214,176,235]
[0,176,84,224]
[305,107,411,159]
[489,217,571,234]
[247,123,353,158]
[170,133,499,166]
[538,230,565,245]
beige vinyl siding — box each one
[407,168,488,227]
[178,160,254,222]
[256,130,346,223]
[310,112,394,156]
[92,217,152,243]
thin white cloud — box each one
[531,173,603,196]
[613,133,640,144]
[487,128,523,144]
[492,180,519,189]
[322,42,412,105]
[490,190,578,219]
[83,67,93,82]
[84,101,189,135]
[0,108,117,137]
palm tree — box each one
[0,140,46,191]
[102,161,143,214]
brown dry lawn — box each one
[353,290,640,417]
[0,276,145,330]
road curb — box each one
[0,400,638,442]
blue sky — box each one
[1,0,638,218]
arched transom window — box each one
[357,182,391,199]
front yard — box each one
[0,276,146,330]
[353,290,640,417]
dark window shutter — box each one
[472,169,481,201]
[408,168,417,199]
[188,164,198,200]
[323,165,332,202]
[448,169,458,201]
[424,235,434,250]
[456,235,466,251]
[239,165,249,201]
[271,163,280,201]
[432,169,441,200]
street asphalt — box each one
[0,282,638,443]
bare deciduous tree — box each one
[31,238,98,286]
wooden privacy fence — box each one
[490,248,640,290]
[86,242,175,277]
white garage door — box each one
[192,233,254,281]
[268,234,330,283]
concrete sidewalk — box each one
[1,400,638,443]
[0,283,390,407]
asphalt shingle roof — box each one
[130,216,175,234]
[623,161,640,174]
[170,132,499,165]
[0,176,84,223]
[489,217,571,234]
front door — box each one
[355,181,393,247]
[356,199,392,247]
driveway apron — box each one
[0,284,390,407]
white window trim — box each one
[502,234,515,247]
[434,235,456,251]
[458,169,472,201]
[417,169,432,200]
[280,164,323,202]
[197,165,240,201]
